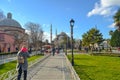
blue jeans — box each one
[17,66,27,80]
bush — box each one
[90,53,120,57]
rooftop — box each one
[0,13,22,28]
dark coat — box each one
[16,51,30,71]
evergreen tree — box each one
[110,9,120,47]
[113,9,120,31]
[82,28,104,46]
[110,30,120,47]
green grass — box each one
[0,54,43,75]
[68,54,120,80]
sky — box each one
[0,0,120,42]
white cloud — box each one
[25,30,31,35]
[101,0,120,7]
[108,23,115,28]
[87,0,120,17]
[66,32,70,36]
[43,32,56,43]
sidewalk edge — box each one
[64,54,80,80]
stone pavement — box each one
[28,53,74,80]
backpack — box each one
[18,56,24,63]
[17,51,24,64]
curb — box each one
[64,54,80,80]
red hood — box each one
[21,47,28,52]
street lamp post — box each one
[70,19,75,66]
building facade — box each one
[53,32,70,48]
[0,13,27,53]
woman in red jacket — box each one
[16,45,30,80]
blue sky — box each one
[0,0,120,41]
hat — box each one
[21,47,28,52]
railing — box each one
[0,69,17,80]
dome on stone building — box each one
[0,13,22,28]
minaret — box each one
[50,24,52,44]
[56,29,59,48]
[56,29,57,37]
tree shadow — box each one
[74,64,96,80]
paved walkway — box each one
[28,53,73,80]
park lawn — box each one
[0,54,43,75]
[68,54,120,80]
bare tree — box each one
[24,22,44,53]
[74,39,80,50]
[14,32,29,50]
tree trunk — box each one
[118,25,120,31]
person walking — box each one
[52,47,55,56]
[16,45,30,80]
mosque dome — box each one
[0,13,22,28]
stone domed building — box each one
[0,13,27,53]
[53,32,70,48]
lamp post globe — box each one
[70,19,75,66]
[70,19,75,27]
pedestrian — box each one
[16,47,18,52]
[16,45,30,80]
[52,47,55,56]
[29,47,32,54]
[8,47,10,52]
[0,47,1,53]
[56,48,59,54]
